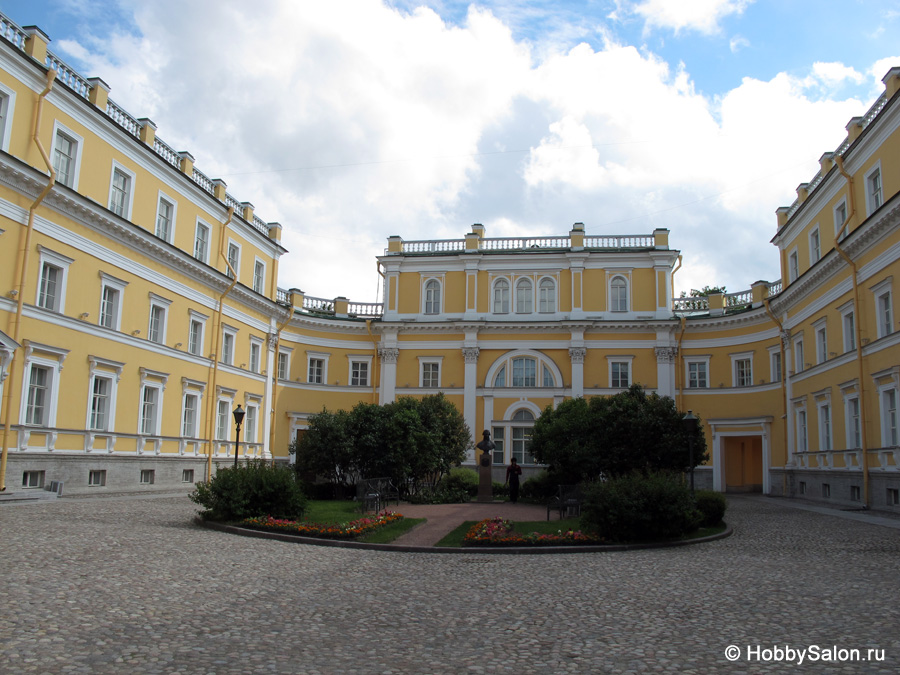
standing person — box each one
[505,457,522,504]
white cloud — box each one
[627,0,754,35]
[729,35,749,53]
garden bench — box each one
[546,484,582,521]
[356,477,400,512]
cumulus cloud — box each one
[626,0,754,35]
[48,0,886,301]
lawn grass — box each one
[303,499,365,523]
[358,517,425,543]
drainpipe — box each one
[763,298,789,495]
[834,154,870,508]
[365,319,379,404]
[204,207,236,481]
[0,69,57,491]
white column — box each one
[463,346,480,448]
[762,421,772,495]
[569,347,585,398]
[379,348,399,404]
[262,330,277,458]
[655,346,678,399]
[712,429,725,492]
[782,329,795,465]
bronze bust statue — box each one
[475,430,495,467]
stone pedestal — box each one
[477,464,493,503]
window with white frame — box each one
[865,164,883,215]
[182,392,199,437]
[221,327,237,365]
[216,399,231,441]
[244,403,259,444]
[788,250,799,283]
[686,358,709,388]
[88,375,113,431]
[109,163,135,219]
[610,275,628,312]
[148,295,171,344]
[22,470,45,488]
[52,126,81,189]
[809,226,820,263]
[732,353,753,387]
[0,86,14,151]
[609,358,632,388]
[307,352,328,384]
[510,410,536,464]
[139,385,161,435]
[253,259,266,294]
[421,360,440,388]
[489,352,558,389]
[226,241,240,279]
[538,277,556,313]
[793,336,805,373]
[871,278,893,339]
[834,199,848,240]
[156,193,176,243]
[818,401,832,451]
[492,278,510,314]
[248,339,262,373]
[423,278,441,315]
[840,303,856,353]
[88,470,106,487]
[515,278,533,313]
[769,348,782,383]
[491,427,505,464]
[882,387,898,447]
[188,312,207,356]
[36,247,73,313]
[350,358,370,386]
[796,408,808,452]
[512,357,537,386]
[25,363,52,426]
[277,351,290,380]
[814,320,828,364]
[845,395,861,449]
[194,221,210,263]
[98,273,127,331]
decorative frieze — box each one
[568,347,586,364]
[378,347,399,364]
[462,347,480,364]
[655,346,677,363]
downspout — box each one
[365,319,379,404]
[267,302,294,460]
[204,207,236,481]
[1,69,57,491]
[763,298,789,496]
[834,154,870,508]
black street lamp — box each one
[682,410,698,492]
[232,404,245,468]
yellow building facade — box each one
[1,15,898,511]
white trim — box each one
[729,351,754,387]
[870,277,894,339]
[147,293,172,345]
[252,257,266,295]
[193,218,212,263]
[226,238,242,280]
[863,160,883,216]
[347,355,373,387]
[606,354,634,388]
[187,311,208,356]
[50,120,84,190]
[35,246,74,313]
[608,272,630,312]
[808,224,821,264]
[306,351,330,384]
[833,197,848,240]
[248,336,264,373]
[839,302,856,353]
[108,160,136,221]
[98,272,128,331]
[221,325,238,366]
[684,355,711,389]
[787,247,799,283]
[155,190,178,244]
[812,316,828,364]
[0,81,16,153]
[418,355,443,388]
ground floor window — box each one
[493,409,536,465]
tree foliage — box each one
[530,384,707,484]
[292,393,470,497]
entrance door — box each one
[724,436,763,493]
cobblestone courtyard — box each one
[2,495,898,673]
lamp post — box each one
[682,410,698,492]
[232,404,245,468]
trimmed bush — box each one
[492,481,509,498]
[580,471,701,542]
[443,467,479,497]
[694,490,727,527]
[190,459,307,521]
[519,469,557,501]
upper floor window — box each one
[109,163,135,219]
[610,276,628,312]
[515,279,533,313]
[492,279,510,314]
[350,359,370,387]
[194,221,210,263]
[871,279,894,339]
[421,361,440,388]
[156,194,176,243]
[253,260,266,294]
[221,328,237,365]
[809,226,820,264]
[834,199,849,240]
[226,241,240,279]
[734,358,752,387]
[489,351,559,388]
[308,357,324,384]
[148,295,171,344]
[814,321,828,364]
[188,313,207,356]
[53,130,78,188]
[277,351,290,380]
[25,363,52,426]
[424,279,441,315]
[0,86,14,151]
[865,165,883,215]
[770,350,782,383]
[686,360,708,388]
[610,360,631,388]
[99,274,127,331]
[788,250,799,283]
[840,304,856,352]
[538,278,556,313]
[249,339,262,373]
[36,247,73,313]
[512,357,536,386]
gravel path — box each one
[2,495,898,673]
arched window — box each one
[424,279,440,315]
[539,278,556,313]
[493,279,510,314]
[488,351,560,389]
[493,366,506,388]
[610,276,628,312]
[512,357,537,386]
[516,278,533,313]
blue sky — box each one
[2,0,898,300]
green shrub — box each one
[580,471,701,542]
[190,459,307,521]
[407,484,471,504]
[492,481,509,498]
[519,470,558,501]
[694,490,727,527]
[442,467,479,497]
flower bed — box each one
[463,517,603,547]
[241,510,403,540]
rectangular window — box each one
[140,386,159,435]
[99,285,120,330]
[277,352,289,380]
[156,197,174,242]
[148,304,166,344]
[788,251,799,283]
[771,351,782,383]
[194,222,210,262]
[512,358,537,387]
[216,400,230,440]
[877,292,893,338]
[794,339,805,373]
[735,358,752,387]
[222,331,235,365]
[850,485,861,502]
[847,397,861,449]
[140,469,155,485]
[88,470,106,487]
[512,426,535,464]
[611,361,630,388]
[182,393,199,437]
[822,483,831,498]
[491,427,505,465]
[819,404,832,451]
[809,227,820,263]
[309,358,324,384]
[89,376,111,431]
[866,167,883,213]
[0,91,10,149]
[253,260,265,294]
[226,242,240,279]
[816,326,827,364]
[188,319,203,356]
[25,364,50,426]
[249,342,261,373]
[38,263,61,311]
[797,410,808,452]
[110,167,131,218]
[843,311,855,352]
[22,470,45,488]
[883,389,898,447]
[53,131,78,188]
[245,405,258,444]
[687,362,707,388]
[888,488,900,506]
[351,361,369,386]
[799,481,806,495]
[422,362,439,388]
[182,469,195,483]
[834,201,848,239]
